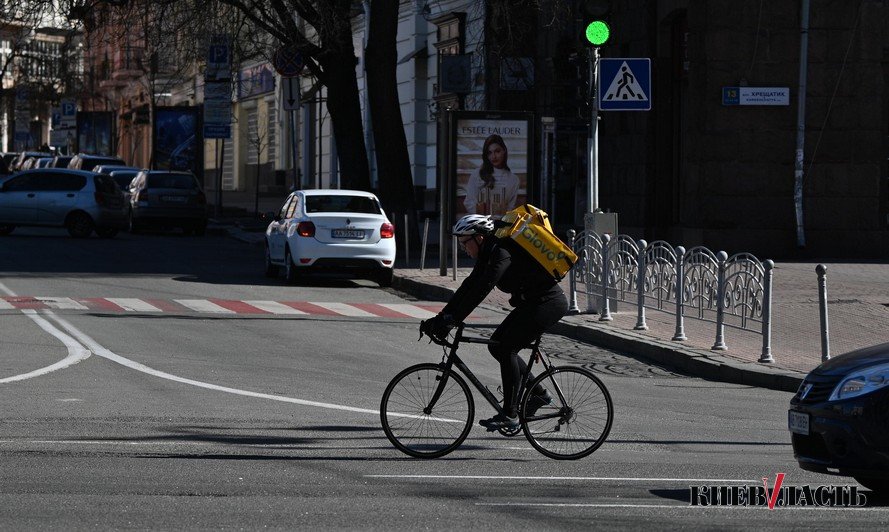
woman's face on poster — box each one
[486,142,506,169]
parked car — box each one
[93,164,140,176]
[1,152,19,176]
[51,155,73,168]
[11,151,51,172]
[264,189,396,286]
[0,169,128,238]
[789,342,889,494]
[107,169,140,205]
[127,170,207,235]
[34,157,54,168]
[68,154,126,171]
[18,157,39,171]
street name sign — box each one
[722,87,790,106]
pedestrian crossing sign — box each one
[598,58,651,111]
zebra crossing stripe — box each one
[308,302,377,317]
[0,298,13,310]
[105,298,162,312]
[242,300,307,315]
[35,297,89,310]
[378,303,438,319]
[174,299,236,314]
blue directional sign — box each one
[598,58,651,111]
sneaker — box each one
[525,391,553,417]
[479,413,519,432]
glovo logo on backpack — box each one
[495,204,577,280]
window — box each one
[285,196,298,219]
[277,197,293,219]
[41,173,87,192]
[3,175,38,192]
[146,173,198,189]
[305,195,381,214]
[93,175,118,194]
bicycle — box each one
[380,322,614,459]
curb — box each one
[392,273,805,393]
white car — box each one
[264,189,396,286]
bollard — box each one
[567,229,580,314]
[599,234,613,321]
[634,239,648,330]
[672,246,688,341]
[452,235,458,281]
[758,260,775,363]
[420,218,429,271]
[711,250,728,350]
[816,264,830,361]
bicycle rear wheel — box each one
[380,363,474,458]
[520,366,613,460]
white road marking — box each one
[36,297,89,310]
[242,300,307,315]
[365,475,759,482]
[174,299,235,313]
[310,302,376,317]
[43,311,455,421]
[378,303,437,319]
[105,298,162,312]
[0,298,14,309]
[0,309,91,384]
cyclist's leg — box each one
[489,292,568,416]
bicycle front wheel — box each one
[380,363,474,459]
[521,366,613,460]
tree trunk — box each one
[317,53,371,191]
[366,0,420,261]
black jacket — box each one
[443,236,562,323]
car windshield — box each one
[305,195,381,214]
[146,173,197,189]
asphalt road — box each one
[0,228,886,530]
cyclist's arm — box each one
[443,243,510,323]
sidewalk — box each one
[210,213,889,393]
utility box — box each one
[584,211,618,238]
[583,211,619,313]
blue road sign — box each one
[599,58,651,111]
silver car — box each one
[0,169,128,238]
[128,170,208,235]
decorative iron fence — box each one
[567,230,774,363]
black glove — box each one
[421,313,453,340]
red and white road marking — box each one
[0,296,467,320]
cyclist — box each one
[421,214,569,431]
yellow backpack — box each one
[494,204,578,280]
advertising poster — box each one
[77,112,113,155]
[154,107,199,173]
[451,112,533,223]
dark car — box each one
[128,170,207,235]
[11,151,51,172]
[0,152,19,176]
[0,169,128,238]
[789,342,889,494]
[68,154,127,172]
[51,155,74,168]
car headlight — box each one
[829,362,889,401]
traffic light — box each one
[580,0,612,47]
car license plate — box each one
[332,229,365,239]
[162,196,187,203]
[788,410,810,435]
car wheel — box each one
[264,244,279,278]
[96,227,119,238]
[855,476,889,493]
[284,247,299,284]
[66,212,94,238]
[193,221,207,236]
[376,268,394,287]
[0,225,14,236]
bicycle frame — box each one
[423,324,567,422]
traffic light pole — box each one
[588,46,600,213]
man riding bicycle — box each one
[421,214,569,431]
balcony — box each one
[111,46,144,80]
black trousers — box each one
[488,291,568,417]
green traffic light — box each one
[585,20,610,46]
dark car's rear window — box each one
[147,173,198,189]
[81,158,125,171]
[111,174,136,189]
[94,175,120,194]
[305,195,381,214]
